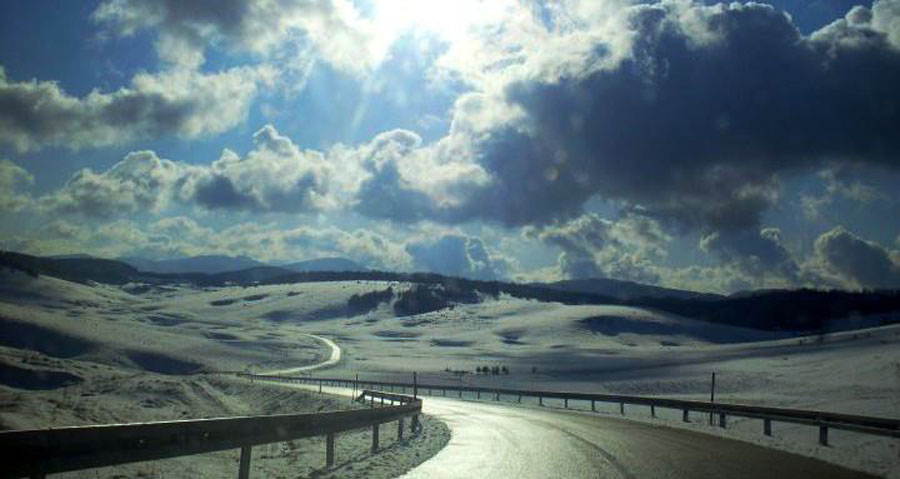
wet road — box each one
[264,334,875,479]
[398,396,876,479]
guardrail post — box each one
[564,398,568,408]
[651,405,656,418]
[764,419,772,436]
[398,419,404,440]
[719,413,727,428]
[458,389,462,398]
[591,400,596,412]
[539,396,543,406]
[477,391,480,399]
[819,426,829,446]
[372,424,380,452]
[494,392,499,401]
[683,410,690,422]
[518,395,522,403]
[238,445,252,479]
[620,403,625,415]
[326,433,335,467]
[319,382,322,394]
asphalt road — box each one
[397,396,877,479]
[268,336,876,478]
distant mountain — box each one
[281,257,366,273]
[48,253,97,260]
[120,255,265,274]
[204,266,295,284]
[538,278,722,301]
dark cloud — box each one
[814,226,900,289]
[492,2,898,230]
[700,227,800,281]
[356,1,900,251]
[406,234,505,280]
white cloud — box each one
[92,0,386,73]
[0,65,274,152]
[528,213,669,284]
[12,216,417,272]
[0,159,33,212]
[185,125,333,213]
[39,150,191,217]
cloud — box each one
[406,234,507,280]
[699,227,800,282]
[0,159,33,212]
[0,65,274,152]
[92,0,384,72]
[813,226,900,289]
[39,150,189,217]
[14,216,414,271]
[351,127,492,222]
[358,1,900,239]
[186,125,332,213]
[801,165,888,219]
[529,213,668,283]
[38,125,335,217]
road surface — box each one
[268,336,876,478]
[399,396,875,479]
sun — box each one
[371,0,509,44]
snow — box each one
[1,273,897,477]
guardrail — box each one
[0,388,420,479]
[245,373,900,447]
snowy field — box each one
[2,272,898,477]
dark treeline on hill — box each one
[3,250,900,333]
[632,290,900,332]
[393,283,482,317]
[347,287,394,316]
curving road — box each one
[398,397,875,479]
[271,336,875,478]
[263,333,341,375]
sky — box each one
[1,0,899,293]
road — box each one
[272,336,876,478]
[263,334,341,375]
[398,396,875,479]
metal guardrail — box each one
[246,373,900,446]
[0,388,420,479]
